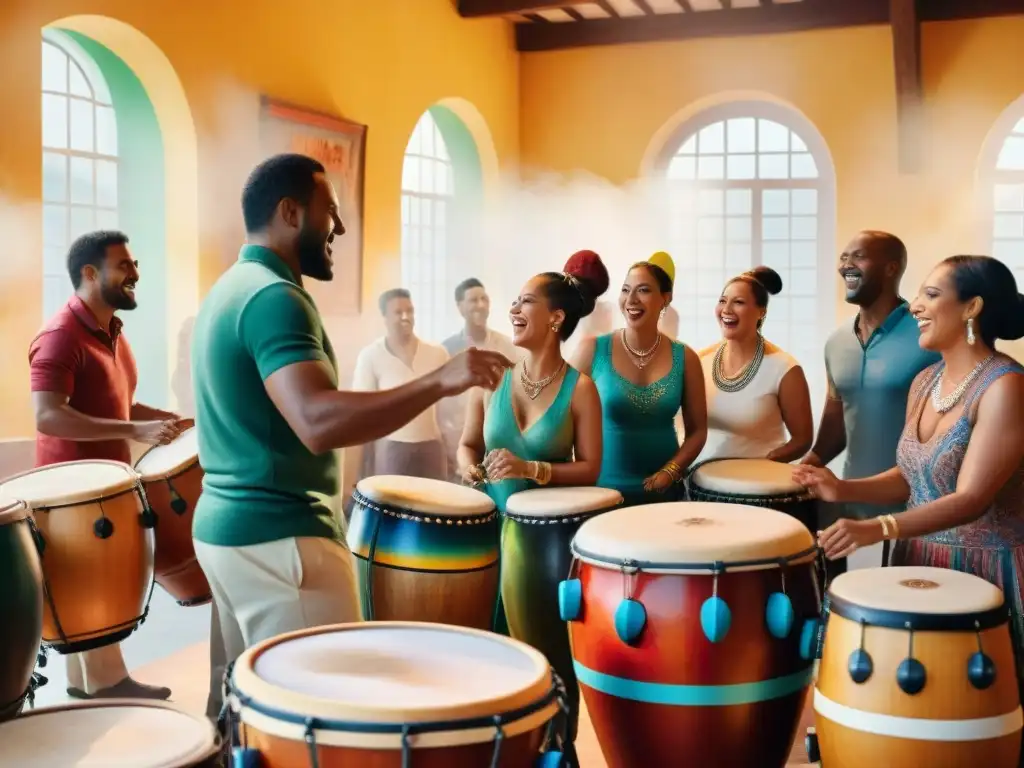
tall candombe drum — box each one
[562,501,820,768]
[134,427,212,607]
[0,699,222,767]
[687,458,817,532]
[0,498,44,723]
[812,565,1023,767]
[227,621,564,767]
[0,460,155,654]
[346,475,500,629]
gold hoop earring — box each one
[966,318,976,346]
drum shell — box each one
[570,558,818,768]
[138,459,210,607]
[0,515,43,722]
[815,610,1023,767]
[688,481,818,533]
[36,486,154,653]
[346,498,500,630]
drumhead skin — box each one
[0,460,138,508]
[829,565,1004,617]
[0,498,29,525]
[0,700,219,767]
[505,487,623,519]
[231,622,558,750]
[135,428,199,480]
[572,501,815,573]
[690,458,805,496]
[355,475,494,517]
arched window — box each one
[41,31,119,319]
[991,114,1024,286]
[655,102,835,370]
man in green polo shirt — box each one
[191,153,512,722]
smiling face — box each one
[715,279,763,341]
[910,263,983,352]
[296,173,345,282]
[620,265,668,331]
[88,243,140,311]
[459,286,490,330]
[838,231,900,306]
[384,296,415,341]
[509,275,563,349]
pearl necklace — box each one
[520,360,565,400]
[621,330,661,370]
[930,355,994,414]
[712,336,765,393]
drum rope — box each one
[572,544,820,574]
[352,489,499,525]
[502,503,622,525]
[29,486,140,512]
[26,515,72,649]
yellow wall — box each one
[519,18,1024,361]
[0,0,519,437]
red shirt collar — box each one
[68,295,123,339]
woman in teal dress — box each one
[573,252,708,506]
[457,250,607,768]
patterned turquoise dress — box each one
[891,356,1024,684]
[590,333,685,506]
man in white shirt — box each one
[439,278,518,481]
[352,289,450,481]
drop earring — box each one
[967,318,976,346]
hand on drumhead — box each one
[791,465,842,502]
[818,518,883,560]
[462,463,486,486]
[436,348,513,396]
[643,470,674,494]
[132,419,184,446]
[482,448,529,481]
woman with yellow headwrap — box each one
[572,252,708,505]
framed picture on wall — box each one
[258,96,366,315]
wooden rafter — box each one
[457,0,571,17]
[634,0,657,15]
[890,0,923,173]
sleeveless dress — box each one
[891,356,1024,681]
[591,333,685,506]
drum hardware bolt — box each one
[139,508,158,529]
[488,717,506,768]
[804,727,820,763]
[92,516,114,539]
[847,621,874,684]
[302,719,321,768]
[896,627,926,695]
[169,487,187,516]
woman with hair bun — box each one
[573,251,708,506]
[797,256,1024,683]
[696,265,814,464]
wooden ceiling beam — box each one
[890,0,923,174]
[516,0,890,51]
[457,0,575,17]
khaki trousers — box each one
[196,536,361,718]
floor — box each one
[27,545,879,766]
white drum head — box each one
[232,622,556,749]
[356,475,494,517]
[572,501,814,573]
[135,428,198,480]
[829,566,1004,615]
[0,700,218,767]
[0,497,29,525]
[691,458,805,497]
[0,461,138,508]
[505,486,623,519]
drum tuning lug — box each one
[847,648,873,684]
[170,494,187,515]
[799,618,821,661]
[804,727,820,763]
[896,657,926,695]
[231,747,261,767]
[536,750,566,767]
[765,592,795,639]
[139,508,158,529]
[614,598,647,645]
[967,651,997,690]
[700,596,732,643]
[92,517,114,539]
[558,579,582,622]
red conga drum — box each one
[227,622,565,767]
[134,427,211,606]
[562,501,820,767]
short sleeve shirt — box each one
[190,245,340,547]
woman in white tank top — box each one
[696,267,814,463]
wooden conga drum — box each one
[227,622,564,767]
[0,460,155,654]
[135,427,211,607]
[502,486,622,754]
[687,458,817,531]
[0,699,222,766]
[812,566,1023,767]
[0,498,43,723]
[563,501,820,767]
[347,475,500,629]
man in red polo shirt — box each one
[29,230,187,700]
